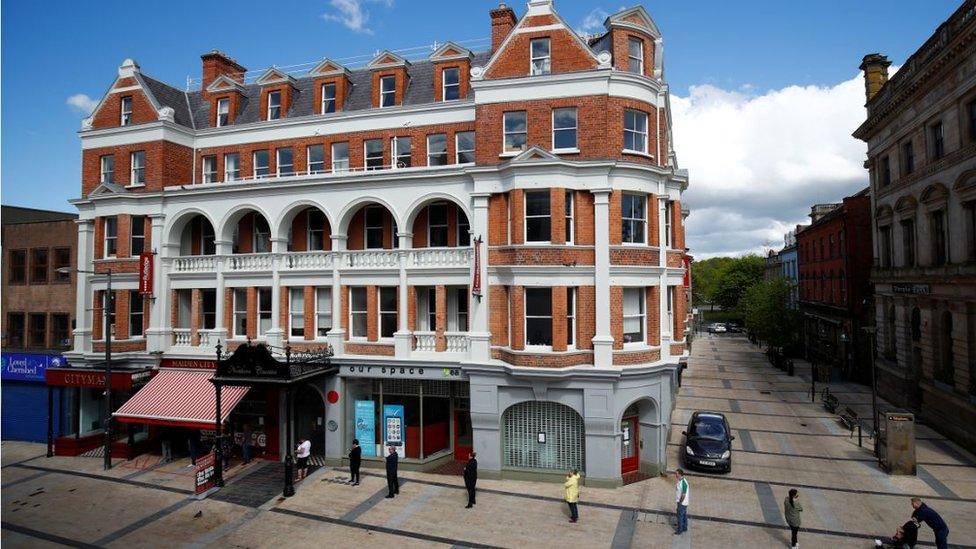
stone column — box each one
[659,198,671,359]
[212,239,232,347]
[266,237,286,349]
[328,234,347,355]
[72,219,94,354]
[394,232,413,357]
[468,194,491,361]
[591,189,614,367]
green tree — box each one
[691,256,735,306]
[711,255,764,311]
[741,279,799,349]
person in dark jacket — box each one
[348,439,362,485]
[911,497,948,549]
[783,488,803,549]
[875,518,919,548]
[463,452,478,508]
[384,446,399,498]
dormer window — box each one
[120,96,133,126]
[530,38,551,76]
[216,98,230,127]
[443,68,460,101]
[321,83,336,113]
[628,37,644,74]
[380,76,396,108]
[267,91,282,120]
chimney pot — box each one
[490,4,517,54]
[859,53,891,103]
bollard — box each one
[284,454,295,497]
[858,423,863,448]
[787,359,795,377]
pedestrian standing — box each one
[385,446,400,498]
[564,469,580,523]
[241,424,253,465]
[348,439,362,485]
[674,469,690,535]
[160,427,173,463]
[221,432,233,470]
[188,429,200,467]
[296,437,311,481]
[783,488,803,548]
[911,497,949,549]
[463,452,478,508]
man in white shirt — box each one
[296,437,312,480]
[674,468,690,535]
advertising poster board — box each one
[194,452,216,495]
[355,400,377,457]
[383,404,405,457]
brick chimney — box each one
[859,53,891,103]
[490,3,517,54]
[201,50,246,97]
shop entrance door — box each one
[620,416,639,474]
[453,409,473,460]
[295,386,325,456]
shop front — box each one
[1,352,69,443]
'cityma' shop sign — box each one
[1,353,64,383]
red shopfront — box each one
[45,367,153,458]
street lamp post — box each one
[59,266,113,470]
[862,326,879,435]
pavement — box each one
[3,333,975,548]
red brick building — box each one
[797,189,873,381]
[62,1,689,485]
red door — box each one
[620,416,639,474]
[453,410,473,460]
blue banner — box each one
[354,400,376,457]
[383,404,405,453]
[1,353,63,383]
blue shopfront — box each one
[1,352,67,442]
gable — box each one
[309,59,351,78]
[367,50,410,70]
[255,67,296,87]
[482,4,599,79]
[607,6,661,39]
[89,79,159,129]
[430,42,473,62]
[206,74,246,93]
[510,146,559,162]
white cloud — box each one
[576,8,608,37]
[670,74,873,258]
[322,0,393,35]
[66,93,98,114]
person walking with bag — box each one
[674,469,690,535]
[564,469,581,523]
[348,439,361,485]
[463,452,478,508]
[784,488,803,548]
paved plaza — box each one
[3,334,975,548]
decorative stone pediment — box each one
[509,146,560,162]
[255,67,296,87]
[607,6,661,38]
[309,58,351,78]
[367,50,411,70]
[429,42,472,62]
[206,74,246,94]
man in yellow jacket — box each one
[564,469,581,523]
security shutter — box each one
[502,401,585,472]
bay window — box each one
[623,288,645,344]
[525,190,551,243]
[316,287,332,337]
[623,109,648,153]
[622,193,646,244]
[525,288,552,347]
[379,287,398,339]
[290,288,305,338]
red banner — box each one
[194,452,216,494]
[683,256,691,288]
[138,252,153,295]
[160,359,216,370]
[472,237,482,297]
[46,368,151,389]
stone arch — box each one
[403,193,472,248]
[217,204,274,253]
[275,200,334,251]
[874,204,893,220]
[920,182,950,205]
[953,169,976,200]
[337,197,401,250]
[294,383,328,456]
[163,209,218,257]
[617,396,663,476]
[894,194,918,216]
[500,400,585,473]
[335,196,402,237]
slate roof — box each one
[141,74,196,129]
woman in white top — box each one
[296,437,312,480]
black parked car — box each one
[682,411,734,473]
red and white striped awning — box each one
[114,369,249,430]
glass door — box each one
[621,416,639,474]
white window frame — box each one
[455,131,475,164]
[364,205,386,249]
[524,287,553,349]
[104,216,118,258]
[307,210,326,251]
[623,109,648,154]
[224,153,240,181]
[233,288,247,338]
[524,190,551,244]
[565,191,575,244]
[566,287,576,349]
[129,151,145,186]
[276,147,294,176]
[452,287,469,332]
[253,150,270,178]
[130,215,145,255]
[627,37,644,75]
[289,288,305,339]
[503,111,528,154]
[257,288,272,337]
[120,96,133,126]
[129,290,144,338]
[417,287,436,331]
[622,193,647,245]
[315,287,332,338]
[202,155,218,183]
[321,82,337,114]
[267,90,281,120]
[392,136,412,169]
[442,67,461,101]
[664,200,674,248]
[530,38,551,76]
[551,107,578,152]
[100,155,114,184]
[216,98,230,127]
[350,287,368,339]
[666,286,675,337]
[364,139,384,170]
[428,203,449,247]
[378,286,397,340]
[622,287,646,346]
[331,142,349,173]
[307,145,325,174]
[427,134,448,166]
[380,75,396,108]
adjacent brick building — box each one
[854,0,976,452]
[63,1,689,485]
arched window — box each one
[936,310,954,385]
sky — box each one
[0,0,963,257]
